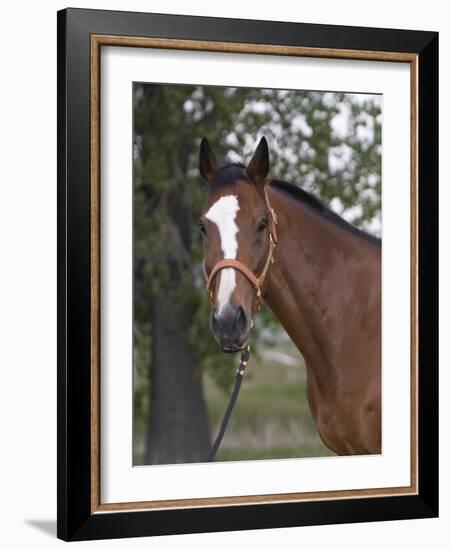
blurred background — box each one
[133,83,381,465]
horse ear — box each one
[247,136,270,185]
[199,137,219,183]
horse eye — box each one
[257,218,268,232]
[198,221,207,238]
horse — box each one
[198,136,381,456]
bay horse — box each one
[199,136,381,456]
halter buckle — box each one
[254,286,262,312]
[270,207,278,225]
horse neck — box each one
[264,185,380,389]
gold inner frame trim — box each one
[90,34,419,514]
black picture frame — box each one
[57,7,438,542]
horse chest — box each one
[306,380,381,455]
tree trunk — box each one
[146,294,211,464]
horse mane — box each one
[209,164,381,246]
[270,179,381,246]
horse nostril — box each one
[211,306,248,337]
[233,307,247,332]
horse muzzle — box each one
[210,305,252,353]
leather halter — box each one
[204,185,278,313]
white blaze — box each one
[205,195,240,315]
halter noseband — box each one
[204,185,278,313]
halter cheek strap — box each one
[204,186,278,313]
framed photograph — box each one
[57,8,438,541]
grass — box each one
[133,340,335,464]
[215,444,333,461]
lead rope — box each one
[205,186,277,461]
[207,345,251,462]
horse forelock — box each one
[209,163,252,193]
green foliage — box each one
[220,90,382,230]
[133,83,382,406]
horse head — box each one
[199,136,277,353]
